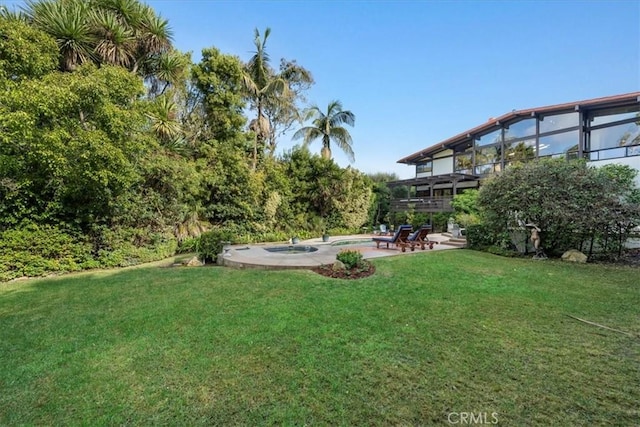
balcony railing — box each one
[390,197,454,213]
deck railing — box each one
[390,197,454,213]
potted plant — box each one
[317,217,329,242]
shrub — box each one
[198,229,234,263]
[465,224,494,249]
[0,224,93,281]
[336,249,363,269]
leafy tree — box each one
[367,172,399,226]
[477,158,640,258]
[282,147,371,231]
[0,64,146,230]
[293,100,356,161]
[451,189,480,228]
[199,137,262,226]
[191,47,247,144]
[0,17,58,81]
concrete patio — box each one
[222,232,463,269]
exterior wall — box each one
[433,149,453,159]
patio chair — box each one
[379,224,388,235]
[372,225,414,252]
[408,225,437,250]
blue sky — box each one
[4,0,639,178]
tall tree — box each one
[191,47,247,144]
[262,59,313,156]
[293,100,356,162]
[242,27,289,170]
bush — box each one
[465,224,494,249]
[336,249,364,269]
[0,224,93,281]
[198,229,234,263]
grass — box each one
[1,250,638,425]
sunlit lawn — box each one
[1,250,638,425]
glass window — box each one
[504,139,536,162]
[589,148,627,161]
[416,161,432,174]
[539,112,578,134]
[589,121,640,151]
[505,118,536,139]
[590,106,640,126]
[476,129,501,147]
[455,153,473,174]
[538,130,579,157]
[474,164,497,175]
[475,145,500,165]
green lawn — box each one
[1,250,638,425]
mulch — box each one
[311,260,376,280]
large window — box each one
[416,161,432,174]
[476,129,501,147]
[590,121,640,151]
[590,105,640,126]
[474,144,501,176]
[588,121,640,160]
[539,112,579,133]
[539,130,579,158]
[455,153,473,174]
[504,139,536,164]
[505,118,536,139]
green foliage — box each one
[455,213,481,228]
[198,228,234,263]
[191,47,247,142]
[0,17,59,81]
[293,100,356,161]
[0,224,92,281]
[281,146,372,231]
[0,63,146,230]
[451,189,479,215]
[431,212,450,232]
[465,223,509,250]
[336,249,363,269]
[477,158,640,258]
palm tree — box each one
[242,27,289,170]
[293,100,356,162]
[26,0,96,72]
[91,8,136,68]
[24,0,173,77]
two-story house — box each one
[389,92,640,215]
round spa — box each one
[264,245,319,254]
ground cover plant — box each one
[1,250,638,425]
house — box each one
[389,92,640,214]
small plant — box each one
[336,249,363,269]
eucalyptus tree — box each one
[292,100,356,161]
[262,59,313,156]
